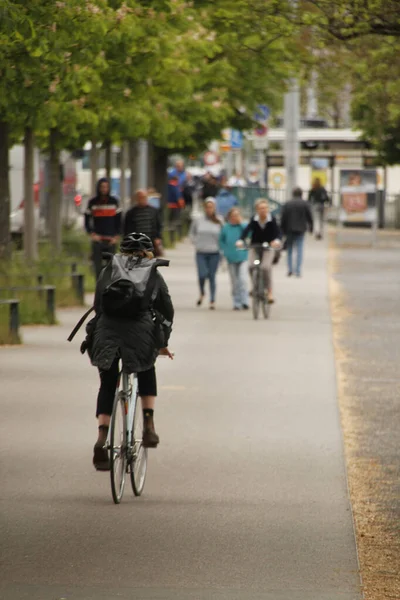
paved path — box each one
[0,238,361,600]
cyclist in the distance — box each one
[237,199,281,303]
[84,233,174,471]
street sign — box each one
[230,129,243,149]
[253,137,269,150]
[204,151,218,166]
[254,104,270,123]
[254,124,268,137]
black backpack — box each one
[100,254,168,318]
[67,255,169,344]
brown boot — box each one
[142,412,159,448]
[93,425,110,471]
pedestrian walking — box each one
[189,198,222,310]
[281,187,314,278]
[219,208,249,311]
[84,178,122,279]
[201,172,220,200]
[308,178,329,239]
[123,189,163,256]
[238,199,282,304]
[215,177,238,220]
[182,173,195,209]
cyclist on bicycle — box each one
[237,199,281,303]
[86,233,174,471]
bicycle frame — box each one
[249,243,271,320]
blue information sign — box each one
[254,104,270,123]
[230,129,243,149]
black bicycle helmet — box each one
[120,232,154,254]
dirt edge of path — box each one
[329,245,400,600]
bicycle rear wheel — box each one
[130,394,148,496]
[109,391,127,504]
[252,270,260,320]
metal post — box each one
[9,301,20,339]
[137,139,148,189]
[284,79,300,200]
[226,151,234,179]
[46,287,56,323]
[258,149,266,189]
[37,275,44,300]
[72,274,85,305]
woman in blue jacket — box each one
[219,208,249,310]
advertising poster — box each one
[339,169,377,223]
[311,158,328,188]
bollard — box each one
[170,227,176,246]
[9,300,20,340]
[46,286,56,324]
[37,275,44,300]
[72,273,84,305]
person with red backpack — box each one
[83,233,174,471]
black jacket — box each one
[84,178,122,237]
[123,205,162,241]
[281,199,313,235]
[89,258,174,374]
[308,187,329,206]
[202,181,219,200]
[241,216,281,245]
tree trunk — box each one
[24,126,37,262]
[48,129,62,251]
[90,140,99,196]
[333,100,341,128]
[154,146,169,206]
[104,139,112,179]
[0,121,11,260]
[128,139,138,205]
[147,141,155,188]
[119,141,128,211]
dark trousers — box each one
[92,240,116,280]
[96,358,158,417]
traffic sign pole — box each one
[284,79,300,200]
[284,0,299,201]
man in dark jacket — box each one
[85,178,122,278]
[201,173,220,200]
[89,233,174,471]
[281,187,313,278]
[123,189,163,255]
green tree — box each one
[0,1,111,255]
[350,38,400,164]
[305,0,400,39]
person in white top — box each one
[228,172,246,187]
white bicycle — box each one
[109,365,147,504]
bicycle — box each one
[109,365,147,504]
[250,243,271,321]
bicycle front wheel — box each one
[130,395,148,497]
[110,392,127,504]
[262,297,270,319]
[252,269,260,320]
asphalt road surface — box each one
[0,239,361,600]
